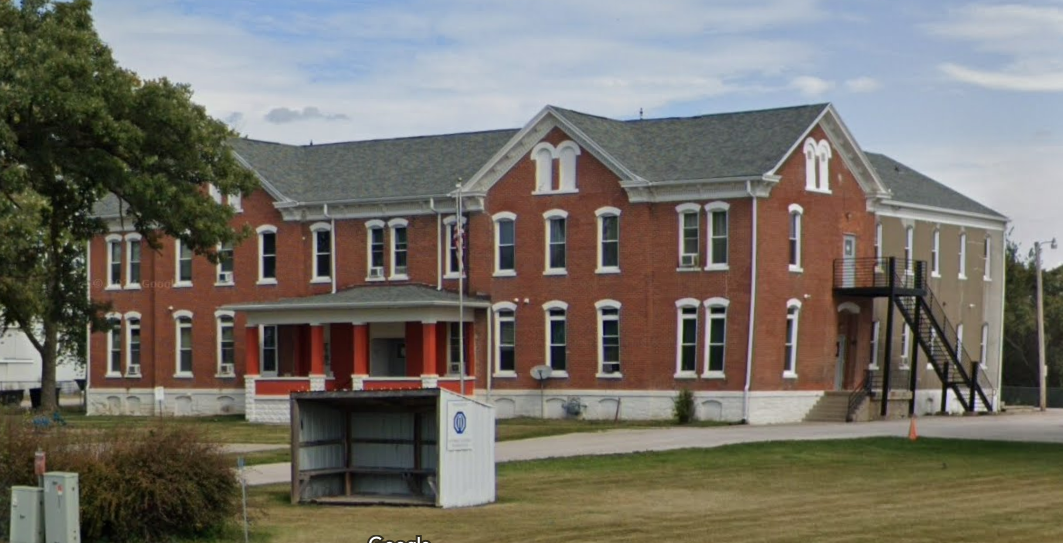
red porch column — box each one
[422,322,438,377]
[352,324,370,388]
[245,326,259,376]
[309,324,325,376]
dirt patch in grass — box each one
[205,438,1063,543]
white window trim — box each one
[595,299,622,378]
[904,226,914,276]
[215,241,235,287]
[443,215,467,279]
[703,297,730,378]
[983,236,992,281]
[931,229,941,278]
[556,140,581,193]
[595,206,621,274]
[874,222,883,271]
[788,204,803,273]
[215,310,236,378]
[105,234,123,290]
[543,209,569,276]
[387,218,410,281]
[900,324,911,368]
[123,233,142,290]
[173,310,194,378]
[803,138,817,191]
[256,225,278,285]
[492,212,517,277]
[674,298,700,378]
[310,222,332,283]
[784,299,801,378]
[816,139,832,193]
[124,312,142,377]
[228,190,242,213]
[259,324,279,377]
[174,239,192,288]
[531,142,556,195]
[676,203,701,270]
[958,232,967,280]
[704,202,729,271]
[979,323,989,366]
[105,312,123,377]
[869,320,880,370]
[492,301,517,377]
[362,219,386,282]
[542,301,569,378]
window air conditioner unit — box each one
[126,365,141,377]
[395,265,408,275]
[218,271,233,283]
[680,254,699,267]
[220,363,234,376]
[369,266,384,279]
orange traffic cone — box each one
[908,417,918,441]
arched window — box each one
[388,218,409,280]
[216,311,235,376]
[557,141,581,192]
[705,202,729,269]
[803,138,817,190]
[174,311,194,377]
[105,313,122,376]
[256,225,278,284]
[124,233,142,289]
[704,298,729,377]
[596,300,622,377]
[543,301,568,374]
[532,142,555,193]
[543,209,568,274]
[493,212,517,276]
[816,140,832,191]
[596,207,621,273]
[126,315,141,377]
[493,302,517,375]
[675,298,700,377]
[309,222,332,282]
[784,299,801,377]
[105,234,122,288]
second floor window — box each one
[217,242,234,284]
[258,227,277,283]
[495,215,516,275]
[107,238,122,287]
[597,208,620,272]
[312,224,332,281]
[959,233,967,279]
[707,205,728,268]
[677,205,700,268]
[368,225,385,278]
[127,237,141,286]
[544,210,568,274]
[392,226,408,277]
[177,240,193,284]
[445,217,466,277]
[788,204,803,271]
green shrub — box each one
[0,415,240,542]
[673,388,695,424]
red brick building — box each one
[87,103,1007,423]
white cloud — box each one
[790,76,835,97]
[264,107,350,124]
[91,0,828,144]
[929,3,1063,92]
[844,76,881,93]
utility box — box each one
[9,486,43,543]
[291,388,495,508]
[43,472,79,543]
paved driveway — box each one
[241,410,1063,486]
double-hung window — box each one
[597,300,621,376]
[596,207,620,273]
[904,226,914,275]
[176,240,193,286]
[257,225,277,284]
[788,204,803,272]
[217,312,235,375]
[365,220,385,280]
[705,202,729,269]
[175,312,193,376]
[676,204,700,268]
[931,229,941,277]
[261,325,278,376]
[493,303,516,374]
[106,235,122,288]
[310,223,332,282]
[126,315,141,376]
[493,212,516,276]
[217,241,234,284]
[544,302,567,373]
[784,300,801,377]
[389,219,409,279]
[675,300,699,376]
[448,323,463,375]
[705,298,728,376]
[125,234,142,288]
[958,233,967,279]
[543,210,567,275]
[107,315,122,375]
[983,236,992,281]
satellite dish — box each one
[530,365,553,381]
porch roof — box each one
[222,284,491,313]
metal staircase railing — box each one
[845,369,871,422]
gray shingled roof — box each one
[865,153,1006,219]
[552,103,828,182]
[230,129,518,203]
[223,284,490,312]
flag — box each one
[453,222,465,272]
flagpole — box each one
[456,181,465,396]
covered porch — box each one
[224,285,488,423]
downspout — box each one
[486,306,493,402]
[430,197,442,290]
[324,204,336,294]
[743,180,759,424]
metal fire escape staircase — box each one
[834,257,996,417]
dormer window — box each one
[803,137,832,193]
[531,140,580,195]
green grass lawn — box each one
[212,438,1063,543]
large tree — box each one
[0,0,256,411]
[1003,235,1063,390]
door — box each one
[835,335,847,391]
[842,235,857,288]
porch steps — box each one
[804,391,852,422]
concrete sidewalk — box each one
[240,410,1063,486]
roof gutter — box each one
[743,179,759,424]
[222,300,493,312]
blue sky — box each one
[92,0,1063,266]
